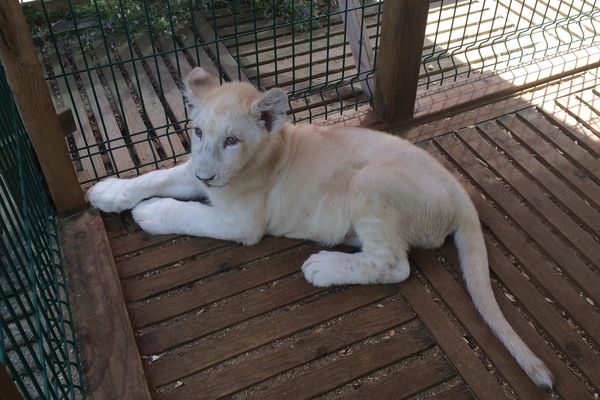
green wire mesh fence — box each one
[20,0,600,185]
[23,0,381,186]
[0,64,85,399]
[421,0,600,88]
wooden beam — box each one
[0,0,84,215]
[373,0,430,125]
[59,209,152,400]
[0,364,23,400]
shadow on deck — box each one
[82,66,600,400]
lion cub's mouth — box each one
[204,182,226,188]
[198,179,227,189]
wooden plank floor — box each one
[100,81,600,399]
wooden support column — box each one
[60,209,152,400]
[0,364,23,400]
[0,0,85,215]
[374,0,430,127]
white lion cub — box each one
[89,67,552,387]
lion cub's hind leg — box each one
[301,250,410,287]
[302,217,410,287]
[302,169,414,288]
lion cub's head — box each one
[184,67,289,188]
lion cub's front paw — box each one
[132,198,176,235]
[87,178,140,213]
[301,251,345,287]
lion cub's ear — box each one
[184,67,216,110]
[250,88,290,133]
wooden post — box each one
[0,364,23,400]
[373,0,430,126]
[60,209,152,400]
[0,0,85,215]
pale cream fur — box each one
[88,67,553,388]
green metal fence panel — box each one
[21,0,600,184]
[23,0,381,185]
[421,0,600,88]
[0,64,85,399]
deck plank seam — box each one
[480,227,600,352]
[225,320,436,400]
[128,244,320,327]
[136,279,379,354]
[123,239,310,302]
[127,244,316,313]
[500,113,600,206]
[481,118,600,236]
[152,300,418,396]
[116,239,232,278]
[428,138,600,335]
[407,265,517,397]
[429,139,600,395]
[110,234,182,257]
[132,270,324,334]
[431,136,600,306]
[517,107,600,183]
[452,129,600,273]
[135,274,333,349]
[550,98,600,151]
[440,235,600,367]
[141,286,400,387]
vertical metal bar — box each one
[231,1,242,80]
[251,0,261,89]
[209,2,223,84]
[271,0,279,87]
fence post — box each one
[373,0,430,126]
[0,0,85,215]
[0,364,23,400]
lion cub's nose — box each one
[196,174,216,184]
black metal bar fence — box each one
[20,0,600,184]
[0,63,86,399]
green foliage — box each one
[75,0,193,39]
[249,0,320,31]
[214,0,319,31]
[25,0,195,48]
[24,0,320,50]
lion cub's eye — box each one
[224,136,239,147]
[192,127,202,139]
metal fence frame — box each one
[1,1,600,398]
[24,0,382,185]
[421,0,600,88]
[0,63,85,399]
[21,0,600,184]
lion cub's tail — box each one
[453,197,554,388]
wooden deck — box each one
[91,69,600,399]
